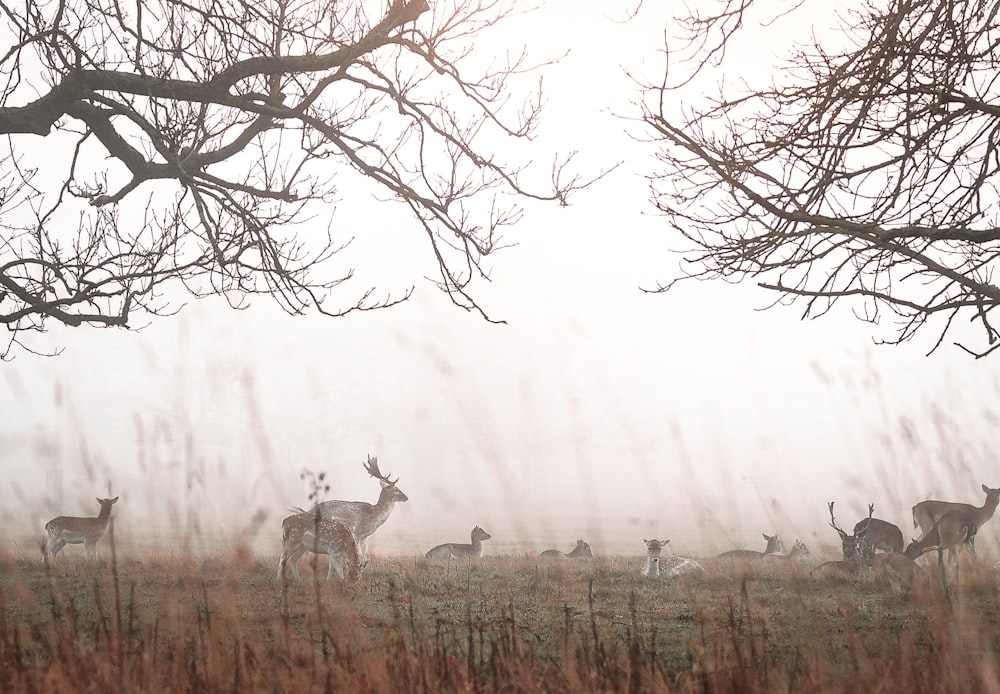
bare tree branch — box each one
[0,0,607,357]
[641,0,1000,356]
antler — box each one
[828,501,849,539]
[364,454,397,484]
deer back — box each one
[855,517,904,554]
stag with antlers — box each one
[828,502,904,560]
[281,455,407,575]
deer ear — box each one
[984,484,990,493]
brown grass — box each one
[2,544,1000,693]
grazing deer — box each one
[640,539,704,577]
[828,502,903,560]
[278,510,364,582]
[904,509,975,566]
[299,455,407,564]
[43,497,119,560]
[426,525,491,559]
[539,539,593,559]
[717,533,784,559]
[912,484,1000,563]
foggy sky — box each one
[2,1,999,562]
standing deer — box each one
[426,525,491,559]
[640,539,704,577]
[278,511,364,582]
[539,539,593,559]
[912,484,1000,564]
[43,497,119,559]
[295,455,407,565]
[717,533,784,559]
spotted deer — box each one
[641,538,704,577]
[278,510,364,582]
[295,455,407,565]
[43,497,119,560]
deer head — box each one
[828,501,861,560]
[364,455,408,502]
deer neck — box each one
[367,489,398,527]
[979,494,999,521]
[96,505,113,526]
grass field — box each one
[3,539,1000,693]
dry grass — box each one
[2,542,1000,693]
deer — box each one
[640,539,705,577]
[766,538,811,561]
[828,502,904,560]
[816,502,919,581]
[904,508,976,566]
[425,525,491,559]
[277,511,364,582]
[43,497,119,560]
[539,539,593,559]
[911,484,1000,564]
[717,532,784,559]
[281,455,409,571]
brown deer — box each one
[905,509,976,566]
[43,497,119,559]
[912,484,1000,563]
[426,525,491,559]
[540,539,593,559]
[816,502,919,581]
[828,502,903,560]
[717,532,784,559]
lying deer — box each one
[426,525,491,559]
[539,539,593,559]
[828,502,904,560]
[641,539,704,577]
[717,533,784,559]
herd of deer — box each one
[38,457,1000,585]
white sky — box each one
[2,1,999,561]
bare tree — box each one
[0,0,598,357]
[641,0,1000,357]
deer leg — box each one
[46,538,65,558]
[280,544,306,580]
